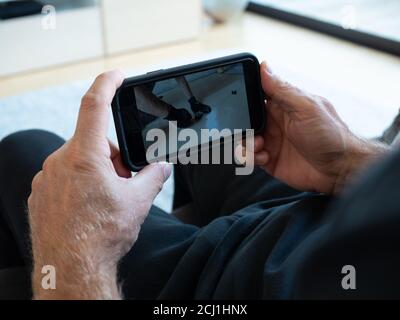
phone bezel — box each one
[112,52,265,171]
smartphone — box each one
[112,52,265,171]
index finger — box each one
[75,70,124,140]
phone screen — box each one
[130,62,251,161]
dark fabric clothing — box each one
[1,130,400,299]
[0,130,65,266]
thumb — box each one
[130,162,173,203]
[260,61,278,96]
[260,61,305,110]
[75,70,124,143]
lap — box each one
[0,130,65,264]
[120,192,328,299]
[122,149,400,299]
[174,163,303,226]
[4,130,400,299]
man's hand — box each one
[252,62,388,194]
[28,70,172,299]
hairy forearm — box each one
[334,136,390,194]
[32,251,122,300]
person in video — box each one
[135,76,211,129]
[1,63,400,299]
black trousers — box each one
[1,130,400,299]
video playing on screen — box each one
[132,62,251,159]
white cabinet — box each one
[101,0,201,55]
[0,5,104,77]
[0,0,202,77]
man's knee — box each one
[0,130,65,173]
[1,129,64,149]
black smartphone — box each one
[112,52,265,171]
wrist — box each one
[333,135,389,194]
[32,249,121,300]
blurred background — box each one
[0,0,399,210]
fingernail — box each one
[160,162,172,181]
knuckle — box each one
[64,142,79,161]
[42,146,66,171]
[27,192,33,207]
[42,154,54,171]
[81,92,107,108]
[31,171,43,190]
[27,196,35,217]
[279,80,293,91]
[319,96,332,107]
[315,95,335,112]
[27,194,33,207]
[273,81,295,106]
[313,95,327,106]
[95,72,109,82]
[276,79,294,97]
[65,144,92,171]
[27,194,36,213]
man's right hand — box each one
[252,62,388,194]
